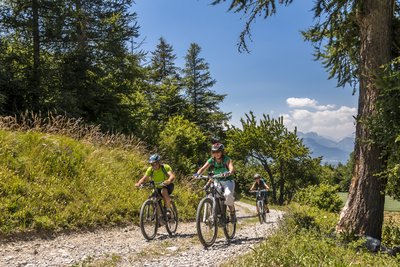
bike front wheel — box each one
[196,197,217,247]
[166,201,178,236]
[261,201,267,223]
[257,200,264,224]
[223,207,236,240]
[139,199,158,240]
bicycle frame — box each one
[199,174,227,226]
[139,180,178,240]
[195,173,236,247]
[250,189,267,224]
[144,181,166,215]
[250,189,267,202]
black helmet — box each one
[254,173,261,179]
[149,153,161,163]
[211,143,224,152]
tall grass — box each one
[227,204,400,267]
[0,111,144,150]
[0,113,199,236]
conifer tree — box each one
[181,42,230,134]
[149,37,179,83]
[0,0,143,133]
[141,37,186,145]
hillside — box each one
[0,129,198,235]
[297,132,354,165]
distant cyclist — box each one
[194,143,237,223]
[250,173,270,213]
[136,154,176,216]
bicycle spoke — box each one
[166,202,178,236]
[196,198,217,247]
[223,207,236,240]
[140,200,158,240]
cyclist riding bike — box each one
[194,143,237,223]
[136,154,176,219]
[250,173,270,213]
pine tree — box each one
[149,37,179,83]
[141,37,186,145]
[181,43,230,134]
[0,0,144,133]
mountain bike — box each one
[139,181,178,240]
[195,173,236,248]
[250,189,268,224]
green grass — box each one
[338,192,400,212]
[224,203,400,267]
[0,129,199,235]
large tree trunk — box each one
[336,0,393,240]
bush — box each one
[294,184,343,212]
[227,204,400,267]
[383,219,400,248]
[159,115,207,175]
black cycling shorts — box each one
[157,183,174,195]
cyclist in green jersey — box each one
[136,154,176,215]
[194,143,237,223]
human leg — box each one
[161,183,174,209]
[221,180,236,223]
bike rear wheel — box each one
[166,201,178,236]
[196,197,217,247]
[140,199,158,240]
[223,206,236,240]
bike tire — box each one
[196,197,217,248]
[166,201,178,236]
[139,199,158,240]
[257,200,263,224]
[261,201,267,223]
[223,206,236,240]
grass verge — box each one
[224,203,400,267]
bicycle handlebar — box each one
[249,189,268,193]
[193,173,228,180]
[139,181,166,188]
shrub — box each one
[159,115,207,175]
[294,184,343,212]
[227,204,400,267]
[383,219,400,248]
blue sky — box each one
[132,0,358,141]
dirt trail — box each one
[0,202,284,267]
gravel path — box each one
[0,202,284,267]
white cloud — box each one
[286,97,336,111]
[282,98,357,140]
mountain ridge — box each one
[297,131,354,165]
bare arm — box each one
[195,161,211,175]
[250,182,256,191]
[227,159,235,174]
[164,171,176,185]
[135,175,149,187]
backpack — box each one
[209,156,230,174]
[149,164,169,180]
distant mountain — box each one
[297,132,354,165]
